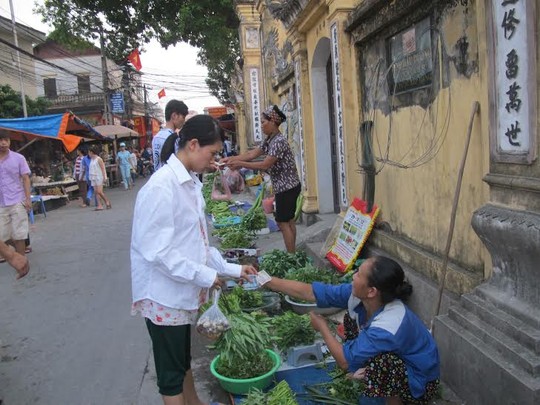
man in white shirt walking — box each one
[152,100,188,172]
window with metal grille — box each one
[77,75,91,94]
[387,17,433,94]
[43,77,57,98]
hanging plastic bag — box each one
[222,167,245,194]
[196,289,230,340]
[211,171,232,201]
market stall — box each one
[0,112,106,209]
[0,112,107,153]
[92,124,141,187]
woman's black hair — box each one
[89,145,100,155]
[367,256,413,304]
[160,114,224,164]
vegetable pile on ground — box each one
[284,263,341,285]
[271,311,316,351]
[241,183,268,231]
[283,264,342,304]
[229,286,264,309]
[259,249,311,278]
[203,173,232,214]
[212,311,277,379]
[213,224,255,249]
[304,366,364,404]
[242,380,298,405]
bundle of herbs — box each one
[241,205,268,231]
[242,380,298,405]
[259,249,311,278]
[271,311,316,351]
[304,366,364,404]
[229,286,264,309]
[203,172,232,213]
[200,290,241,315]
[284,263,341,285]
[213,311,278,379]
[214,224,256,249]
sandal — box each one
[94,207,104,211]
[106,203,112,209]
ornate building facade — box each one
[235,0,540,403]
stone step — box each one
[434,314,540,405]
[460,293,540,355]
[475,284,540,330]
[448,306,540,376]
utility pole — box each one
[9,0,27,117]
[143,84,150,146]
[99,30,111,125]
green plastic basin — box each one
[210,349,280,395]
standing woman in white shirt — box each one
[131,114,256,405]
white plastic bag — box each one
[196,289,230,340]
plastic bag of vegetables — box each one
[196,289,230,340]
[211,171,232,201]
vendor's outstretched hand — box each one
[309,312,329,332]
[240,265,258,281]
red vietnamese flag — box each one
[157,88,166,99]
[127,49,142,71]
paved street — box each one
[0,179,233,405]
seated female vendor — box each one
[264,255,440,405]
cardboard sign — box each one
[326,198,380,273]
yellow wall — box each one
[351,1,491,289]
[236,0,511,292]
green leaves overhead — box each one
[36,0,240,102]
[0,85,49,118]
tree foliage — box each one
[36,0,240,103]
[0,85,50,118]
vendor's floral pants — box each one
[362,353,440,404]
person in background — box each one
[222,105,301,253]
[0,132,32,259]
[132,115,257,405]
[152,100,188,172]
[73,147,88,207]
[264,256,440,405]
[117,142,133,190]
[82,146,97,207]
[128,146,138,185]
[0,239,29,279]
[223,135,232,157]
[88,146,111,210]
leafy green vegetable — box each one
[285,264,341,285]
[213,311,278,379]
[259,249,311,278]
[243,380,298,405]
[229,286,263,309]
[304,366,364,404]
[271,311,316,351]
[242,206,268,231]
[219,225,255,249]
[200,291,241,315]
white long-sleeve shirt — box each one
[130,154,241,310]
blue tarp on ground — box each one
[233,362,337,405]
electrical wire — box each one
[357,27,452,174]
